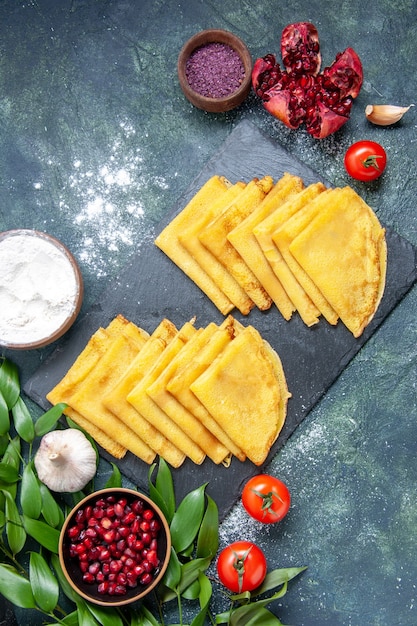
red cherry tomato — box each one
[217,540,267,593]
[344,140,387,181]
[242,474,290,523]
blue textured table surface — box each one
[1,1,416,625]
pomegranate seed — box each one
[98,547,111,561]
[108,582,117,595]
[140,573,153,586]
[131,499,144,514]
[102,529,117,544]
[143,559,154,573]
[83,572,95,584]
[117,539,127,552]
[101,517,112,530]
[109,559,123,573]
[68,525,80,539]
[146,550,159,567]
[141,532,151,545]
[122,511,135,525]
[131,518,140,534]
[98,581,109,594]
[114,503,124,517]
[133,563,145,576]
[150,520,160,534]
[88,561,100,576]
[106,505,115,518]
[143,509,154,521]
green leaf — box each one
[252,566,307,597]
[148,459,176,523]
[23,515,60,553]
[0,359,20,409]
[20,462,43,518]
[133,605,161,625]
[196,494,218,558]
[0,432,9,455]
[1,435,21,468]
[178,556,212,594]
[226,583,290,626]
[230,605,284,626]
[12,395,35,443]
[197,571,212,609]
[0,391,10,436]
[48,610,80,625]
[189,573,212,626]
[86,600,124,626]
[0,464,20,483]
[181,577,201,600]
[170,483,207,553]
[39,482,64,528]
[75,598,101,625]
[0,437,21,498]
[104,462,122,488]
[3,490,26,555]
[34,402,67,437]
[29,551,59,613]
[0,563,36,608]
[162,546,182,591]
[51,553,79,603]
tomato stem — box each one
[362,154,383,170]
[233,546,252,592]
[251,487,283,518]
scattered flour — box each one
[41,119,169,278]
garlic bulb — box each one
[34,429,97,492]
[365,104,414,126]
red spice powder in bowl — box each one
[178,29,252,112]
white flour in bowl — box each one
[0,232,79,346]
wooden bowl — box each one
[59,488,171,607]
[178,29,252,113]
[0,229,83,350]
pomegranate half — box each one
[252,22,363,138]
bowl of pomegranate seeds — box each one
[59,488,171,606]
[178,29,252,112]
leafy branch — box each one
[0,357,306,625]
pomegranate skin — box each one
[280,22,322,76]
[252,22,363,138]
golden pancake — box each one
[254,183,326,326]
[102,319,186,468]
[179,182,254,315]
[289,186,387,337]
[127,322,207,465]
[46,315,147,459]
[165,317,245,463]
[199,177,274,311]
[146,326,231,465]
[227,172,304,320]
[272,188,339,325]
[66,326,157,463]
[155,175,234,314]
[191,325,287,466]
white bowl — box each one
[0,229,83,349]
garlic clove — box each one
[34,428,97,493]
[365,104,414,126]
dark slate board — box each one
[24,120,417,521]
